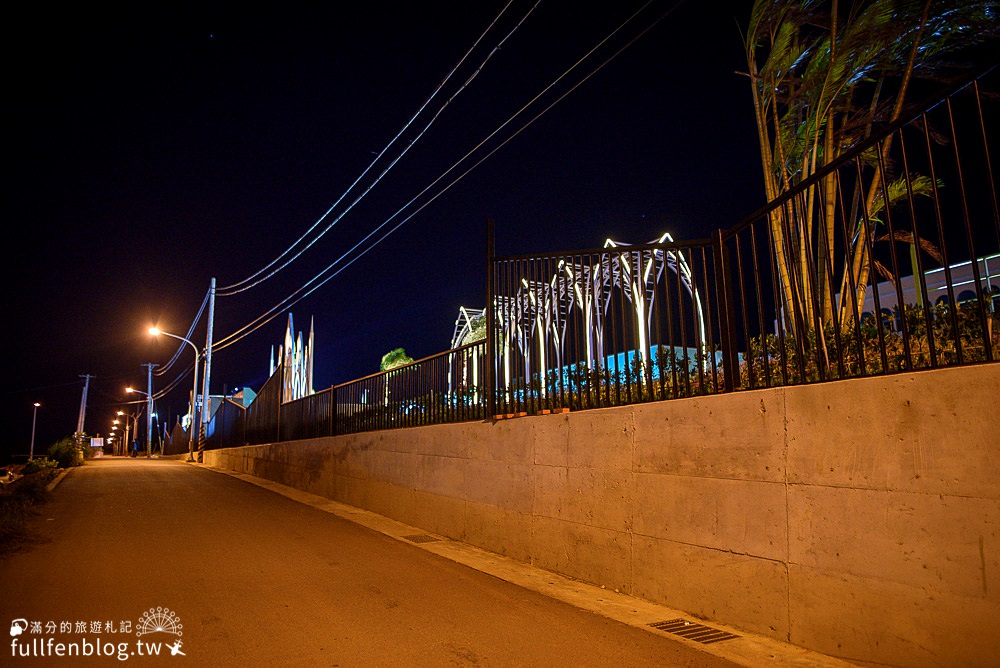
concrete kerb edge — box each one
[192,461,858,668]
[45,467,74,492]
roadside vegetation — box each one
[0,467,56,556]
[1,436,89,557]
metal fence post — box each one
[275,362,283,443]
[712,229,739,392]
[330,385,337,437]
[485,218,496,420]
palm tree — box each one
[743,0,997,334]
[380,347,414,371]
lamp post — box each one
[118,410,141,457]
[29,402,40,460]
[149,327,200,461]
[144,363,156,457]
[126,381,155,458]
[117,411,126,455]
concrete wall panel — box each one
[630,534,789,639]
[789,563,1000,667]
[416,453,466,499]
[530,416,569,467]
[788,485,1000,599]
[786,365,1000,496]
[532,465,633,532]
[529,515,632,592]
[464,503,533,562]
[463,459,534,513]
[632,393,786,482]
[564,409,633,470]
[633,473,787,560]
[471,418,536,465]
[409,488,467,539]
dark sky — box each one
[5,0,763,457]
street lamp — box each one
[126,384,154,458]
[29,402,40,460]
[149,327,200,462]
[117,409,141,457]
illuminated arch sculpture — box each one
[448,307,486,399]
[450,306,485,349]
[453,232,706,397]
[508,272,577,397]
[599,232,706,370]
[512,233,704,381]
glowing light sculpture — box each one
[601,233,707,379]
[269,314,315,403]
[449,307,486,404]
[465,231,707,402]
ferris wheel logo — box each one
[136,607,183,638]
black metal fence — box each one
[203,67,998,448]
[488,67,998,413]
[334,342,488,433]
[202,342,488,448]
[718,68,999,391]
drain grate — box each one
[648,619,739,644]
[402,534,440,544]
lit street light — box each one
[117,409,141,457]
[149,327,200,461]
[110,418,120,455]
[29,402,40,460]
[126,378,156,458]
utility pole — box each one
[76,374,94,451]
[199,277,216,459]
[30,403,40,460]
[142,363,157,457]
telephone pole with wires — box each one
[75,374,94,456]
[142,363,157,457]
[199,277,216,460]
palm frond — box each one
[874,230,946,266]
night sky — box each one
[5,1,763,457]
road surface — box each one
[1,458,746,667]
[0,458,843,668]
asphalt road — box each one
[1,458,741,667]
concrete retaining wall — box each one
[204,364,1000,667]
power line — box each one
[153,287,211,377]
[217,1,532,296]
[212,1,682,353]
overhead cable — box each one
[211,0,684,352]
[153,287,211,376]
[217,1,530,296]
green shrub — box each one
[21,457,57,475]
[741,302,1000,389]
[47,437,82,468]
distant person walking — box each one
[131,440,139,458]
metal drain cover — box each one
[649,618,739,644]
[402,534,440,544]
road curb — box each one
[45,467,74,492]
